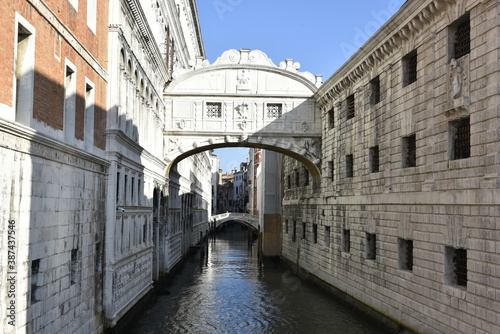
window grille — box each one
[399,239,413,270]
[206,102,222,118]
[287,175,291,189]
[285,220,289,234]
[267,103,282,118]
[454,248,467,287]
[366,233,376,260]
[403,50,417,86]
[403,134,416,168]
[328,107,334,128]
[302,222,306,240]
[31,259,41,303]
[454,18,470,59]
[370,76,381,105]
[324,226,331,248]
[313,224,318,243]
[346,95,355,120]
[346,154,354,178]
[342,229,350,252]
[328,160,334,179]
[370,146,380,173]
[452,117,470,160]
[292,221,297,242]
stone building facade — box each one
[282,0,500,333]
[0,1,109,333]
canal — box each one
[129,223,396,334]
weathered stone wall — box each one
[282,0,500,333]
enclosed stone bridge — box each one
[210,212,260,231]
[163,49,323,185]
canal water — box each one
[129,223,395,334]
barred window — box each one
[402,134,416,168]
[324,226,331,248]
[346,94,355,120]
[328,160,334,179]
[313,224,318,243]
[445,247,467,287]
[287,175,291,189]
[292,221,297,242]
[304,167,309,186]
[206,102,222,118]
[342,229,350,253]
[285,220,289,234]
[450,117,470,160]
[327,107,334,129]
[302,222,307,240]
[453,15,470,59]
[295,170,300,187]
[398,239,414,271]
[366,233,376,260]
[267,103,282,118]
[370,145,380,173]
[370,76,381,105]
[346,154,354,178]
[403,50,417,86]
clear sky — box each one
[197,0,407,172]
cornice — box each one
[316,0,461,108]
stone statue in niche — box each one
[237,69,250,90]
[236,103,249,119]
[450,58,465,99]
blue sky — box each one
[197,0,406,171]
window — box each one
[450,117,470,160]
[370,146,380,173]
[15,18,35,125]
[366,233,376,260]
[285,220,289,234]
[324,226,331,248]
[84,82,95,149]
[64,63,77,143]
[302,222,306,240]
[342,229,350,253]
[143,220,147,243]
[70,248,79,285]
[137,179,142,206]
[95,242,102,273]
[402,134,416,168]
[116,172,120,203]
[124,175,128,205]
[87,0,97,33]
[346,94,355,120]
[370,76,381,105]
[451,14,470,59]
[292,221,297,242]
[346,154,354,178]
[131,177,135,204]
[328,160,334,179]
[327,107,334,129]
[206,102,222,118]
[295,170,300,187]
[267,103,282,118]
[287,175,291,189]
[30,259,41,303]
[445,247,467,287]
[398,239,414,271]
[304,167,309,186]
[313,224,318,243]
[403,50,417,86]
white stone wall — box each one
[0,123,107,334]
[282,0,500,333]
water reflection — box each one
[129,223,393,334]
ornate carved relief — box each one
[237,70,251,91]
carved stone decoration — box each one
[301,122,308,132]
[238,120,248,131]
[237,70,250,91]
[177,119,186,129]
[236,103,249,119]
[300,139,320,162]
[446,55,470,114]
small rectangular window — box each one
[324,226,331,248]
[116,172,120,203]
[124,175,128,205]
[285,220,289,234]
[84,82,94,149]
[313,224,318,244]
[15,20,35,125]
[450,117,470,160]
[398,239,414,271]
[206,102,222,118]
[370,76,381,105]
[64,64,77,143]
[30,259,41,303]
[292,221,297,242]
[402,134,416,168]
[70,248,79,285]
[403,50,418,86]
[342,229,350,253]
[366,233,376,260]
[287,175,291,189]
[346,154,354,178]
[445,247,467,287]
[302,222,306,240]
[328,160,334,179]
[346,94,355,120]
[131,177,135,204]
[303,167,309,186]
[370,146,380,173]
[267,103,283,118]
[295,170,300,187]
[327,107,334,129]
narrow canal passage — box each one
[129,223,394,334]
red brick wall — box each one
[1,0,108,150]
